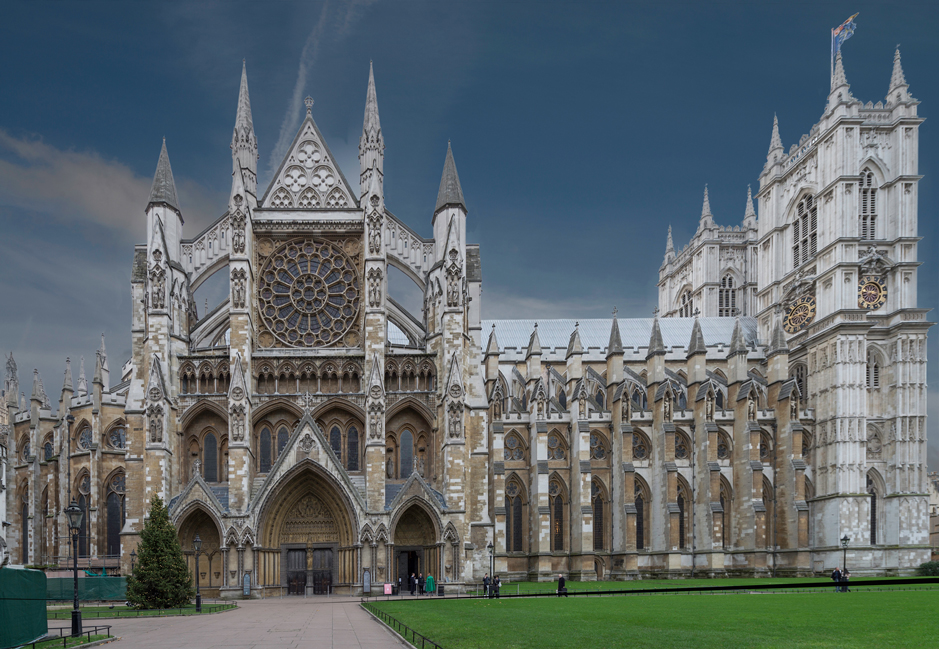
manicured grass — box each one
[29,634,109,648]
[369,589,939,649]
[46,602,237,619]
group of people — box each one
[482,574,501,598]
[402,572,436,596]
[831,567,852,592]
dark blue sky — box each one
[1,1,937,464]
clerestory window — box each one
[792,195,818,269]
[859,170,878,240]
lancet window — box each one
[859,169,878,240]
[792,194,818,268]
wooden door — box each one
[311,549,332,595]
[286,549,307,595]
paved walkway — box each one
[103,598,407,649]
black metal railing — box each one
[23,624,113,648]
[362,602,445,649]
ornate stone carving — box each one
[747,394,756,421]
[367,268,382,308]
[368,402,384,441]
[448,401,463,439]
[149,264,165,310]
[147,404,164,443]
[231,212,246,254]
[298,432,315,453]
[230,404,245,442]
[367,212,382,255]
[385,452,395,479]
[231,268,247,309]
[446,250,462,307]
[663,393,672,422]
[279,494,338,544]
[705,391,714,421]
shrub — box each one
[125,495,194,609]
[916,561,939,576]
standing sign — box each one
[384,583,393,595]
[242,572,251,597]
[363,568,371,594]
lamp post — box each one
[193,534,202,613]
[841,534,850,576]
[130,550,136,574]
[487,541,494,599]
[64,500,84,637]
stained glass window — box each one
[347,427,359,471]
[547,434,566,461]
[277,426,289,458]
[259,427,272,473]
[635,481,645,550]
[868,475,877,545]
[633,434,648,460]
[552,491,564,551]
[78,427,93,450]
[399,430,414,478]
[504,434,524,461]
[592,481,604,551]
[330,426,342,461]
[675,434,689,460]
[109,427,126,449]
[44,441,54,461]
[204,433,218,482]
[590,433,606,460]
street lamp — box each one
[193,534,202,613]
[487,541,494,599]
[64,500,84,637]
[841,534,850,577]
[130,550,136,574]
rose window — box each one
[296,141,322,169]
[311,166,336,193]
[78,427,93,450]
[503,435,524,461]
[258,238,360,347]
[633,434,648,460]
[547,434,566,461]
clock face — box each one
[784,296,816,334]
[858,275,887,310]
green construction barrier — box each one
[0,566,47,649]
[46,576,127,601]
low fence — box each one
[47,600,237,619]
[361,602,444,649]
[20,625,113,649]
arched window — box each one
[589,433,607,460]
[720,478,732,549]
[634,478,649,550]
[547,433,567,461]
[503,433,525,461]
[631,388,647,412]
[792,364,808,401]
[592,481,604,551]
[106,472,126,557]
[77,426,93,451]
[719,275,737,317]
[792,194,818,268]
[551,480,564,552]
[505,480,523,552]
[259,427,272,473]
[715,388,724,410]
[203,432,218,482]
[678,290,693,317]
[108,425,126,449]
[277,426,289,458]
[868,475,878,545]
[675,431,690,460]
[330,426,342,461]
[43,439,54,461]
[866,352,880,388]
[677,489,687,549]
[347,426,359,472]
[595,389,604,409]
[399,430,414,478]
[859,169,878,240]
[77,474,90,557]
[632,433,650,461]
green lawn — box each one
[47,602,237,619]
[368,589,939,649]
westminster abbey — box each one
[1,48,930,593]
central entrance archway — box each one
[256,461,358,595]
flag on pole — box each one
[831,13,859,77]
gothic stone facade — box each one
[2,49,930,591]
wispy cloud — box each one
[267,0,378,181]
[0,130,223,237]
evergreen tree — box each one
[126,495,194,609]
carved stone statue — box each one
[747,395,756,421]
[579,391,587,417]
[705,392,714,421]
[368,214,382,254]
[231,212,246,254]
[417,454,425,478]
[790,397,798,421]
[663,395,672,422]
[231,269,247,309]
[622,398,630,423]
[192,459,202,478]
[230,406,245,442]
[386,455,395,479]
[150,266,165,310]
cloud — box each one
[0,130,223,238]
[267,0,378,181]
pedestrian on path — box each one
[418,572,425,596]
[831,567,842,592]
[493,575,501,598]
[483,574,491,597]
[426,573,435,596]
[409,572,416,596]
[557,574,567,597]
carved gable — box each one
[260,116,357,211]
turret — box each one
[742,185,757,230]
[685,316,707,385]
[433,142,467,259]
[359,61,384,195]
[765,114,784,170]
[726,317,749,385]
[526,323,542,380]
[663,226,675,264]
[646,315,666,385]
[826,50,856,113]
[60,357,73,412]
[606,311,624,384]
[887,47,913,105]
[696,185,715,233]
[231,61,258,198]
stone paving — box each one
[102,597,408,649]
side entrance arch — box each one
[393,504,439,585]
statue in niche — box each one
[537,393,546,419]
[622,398,630,423]
[192,459,202,478]
[579,390,587,417]
[663,395,672,422]
[747,394,756,421]
[386,453,395,479]
[705,392,714,421]
[231,212,246,254]
[150,267,165,310]
[231,269,247,309]
[417,453,425,478]
[790,397,799,421]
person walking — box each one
[409,572,416,596]
[483,573,491,597]
[493,575,501,598]
[842,569,851,593]
[426,573,436,596]
[418,572,425,596]
[557,574,567,597]
[831,567,842,593]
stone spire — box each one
[5,352,18,408]
[148,138,180,213]
[485,324,500,356]
[98,333,109,389]
[31,369,42,403]
[697,185,715,232]
[646,316,666,359]
[566,322,584,359]
[888,47,912,104]
[827,50,856,111]
[93,352,104,386]
[607,312,623,356]
[62,357,73,392]
[526,323,542,358]
[769,314,789,356]
[728,316,748,356]
[359,61,385,192]
[686,316,706,357]
[743,185,757,229]
[664,225,675,262]
[77,356,87,397]
[768,114,783,157]
[831,50,849,92]
[435,141,466,214]
[232,60,258,195]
